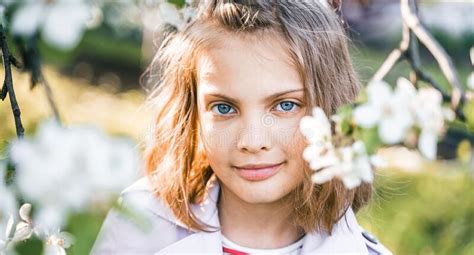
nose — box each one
[236,116,272,153]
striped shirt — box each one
[222,234,304,255]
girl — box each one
[92,0,392,254]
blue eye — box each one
[275,101,299,112]
[211,103,236,115]
[211,101,299,116]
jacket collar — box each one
[127,177,368,254]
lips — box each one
[234,162,285,181]
[235,162,284,170]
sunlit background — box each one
[1,1,473,254]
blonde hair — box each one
[143,0,372,234]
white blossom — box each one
[300,107,332,144]
[0,161,17,253]
[158,2,184,29]
[300,107,339,170]
[300,107,374,189]
[11,0,93,50]
[156,0,197,31]
[9,120,139,230]
[311,141,374,190]
[43,230,73,255]
[412,88,451,160]
[353,78,416,144]
[12,204,33,243]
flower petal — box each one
[354,156,373,183]
[311,107,332,135]
[353,104,381,128]
[44,245,66,255]
[302,144,324,162]
[13,222,33,242]
[11,2,45,36]
[159,2,184,29]
[379,118,408,144]
[311,167,338,184]
[418,130,438,160]
[43,2,90,49]
[299,107,331,143]
[308,150,339,171]
[299,116,321,143]
[367,80,392,106]
[467,72,474,90]
[19,203,32,223]
[341,175,362,190]
[370,155,387,168]
[395,77,417,104]
[470,47,474,65]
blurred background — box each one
[0,0,473,254]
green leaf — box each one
[355,87,369,104]
[66,212,107,255]
[457,140,472,163]
[355,127,381,154]
[14,236,43,255]
[168,0,186,8]
[464,99,474,130]
[335,104,354,135]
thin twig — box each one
[0,81,6,98]
[404,53,450,100]
[0,25,24,138]
[39,70,62,123]
[370,49,403,83]
[9,55,22,69]
[14,34,62,123]
[407,0,421,86]
[400,0,464,109]
[370,9,411,83]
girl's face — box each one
[197,34,308,204]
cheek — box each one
[291,129,308,159]
[273,121,308,157]
[200,121,233,152]
[198,117,237,171]
[275,124,309,179]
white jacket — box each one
[91,177,392,255]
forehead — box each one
[196,31,302,95]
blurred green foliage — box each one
[358,166,474,255]
[430,30,474,61]
[351,46,472,93]
[36,28,143,70]
[66,212,107,255]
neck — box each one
[217,184,305,249]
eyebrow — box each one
[205,88,304,104]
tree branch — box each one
[14,34,62,123]
[0,25,24,138]
[39,70,62,123]
[370,49,403,83]
[371,0,466,120]
[400,0,464,109]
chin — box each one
[234,179,296,205]
[239,192,281,204]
